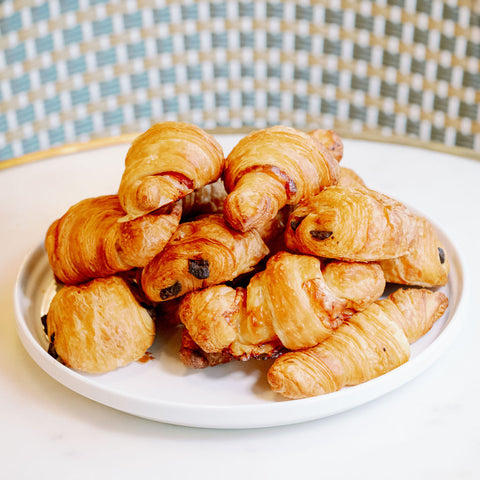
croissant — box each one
[178,252,386,358]
[308,128,344,162]
[222,126,340,232]
[379,215,450,287]
[141,214,269,302]
[285,185,418,262]
[45,195,182,285]
[267,288,448,398]
[45,275,155,373]
[338,166,366,188]
[118,121,224,221]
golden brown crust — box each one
[118,122,224,220]
[45,276,155,373]
[141,214,269,302]
[338,166,366,188]
[267,288,448,399]
[285,185,417,262]
[178,252,386,358]
[45,195,181,285]
[308,129,344,162]
[379,215,450,287]
[222,126,339,232]
[321,261,386,312]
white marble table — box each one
[1,135,478,479]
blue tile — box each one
[96,48,117,67]
[240,32,255,48]
[44,96,62,115]
[10,74,31,95]
[295,5,313,20]
[70,86,90,105]
[267,65,282,78]
[213,64,229,78]
[134,103,152,119]
[127,42,146,60]
[295,35,312,52]
[92,18,113,36]
[184,33,201,50]
[130,72,149,89]
[0,145,14,161]
[181,4,198,20]
[22,135,40,154]
[67,56,87,75]
[293,94,309,110]
[215,92,230,107]
[189,94,204,109]
[0,12,22,35]
[241,63,255,77]
[123,12,143,29]
[238,2,254,17]
[267,92,281,108]
[74,117,94,136]
[0,114,8,133]
[187,65,202,81]
[242,92,255,106]
[63,25,83,45]
[210,3,227,17]
[5,44,26,65]
[31,4,50,22]
[162,97,179,113]
[35,34,54,55]
[100,78,120,97]
[48,126,65,145]
[267,3,284,18]
[211,32,228,48]
[156,37,174,53]
[103,108,124,126]
[153,7,171,23]
[59,0,79,14]
[159,67,176,84]
[267,33,283,49]
[40,65,58,84]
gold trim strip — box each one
[1,129,478,171]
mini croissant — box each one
[45,275,155,374]
[45,195,182,285]
[308,128,344,163]
[118,121,224,221]
[285,185,418,262]
[379,215,450,287]
[267,288,448,399]
[222,126,339,232]
[141,214,269,302]
[178,252,386,359]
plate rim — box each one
[13,214,469,429]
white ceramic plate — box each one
[14,220,466,429]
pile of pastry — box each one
[43,122,449,399]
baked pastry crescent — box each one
[308,128,344,162]
[267,288,448,398]
[338,166,366,188]
[118,121,224,221]
[178,252,385,358]
[141,214,269,302]
[222,126,339,232]
[379,215,449,287]
[45,195,182,285]
[45,275,155,373]
[285,185,417,262]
